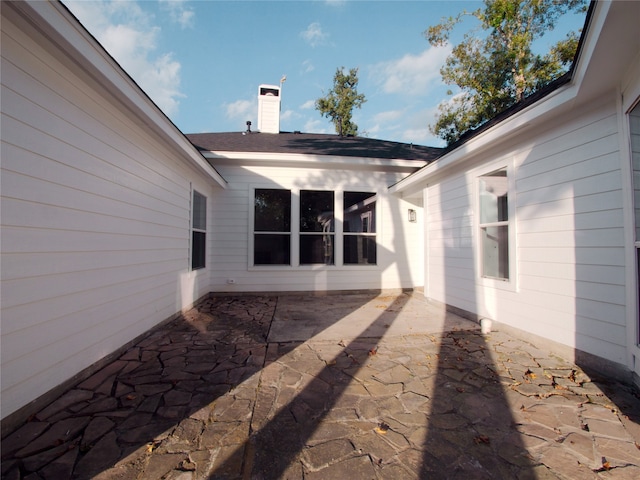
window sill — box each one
[477,275,517,292]
[249,264,378,271]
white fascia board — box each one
[570,0,611,98]
[202,151,427,173]
[17,1,227,188]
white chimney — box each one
[257,84,281,134]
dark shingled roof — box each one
[185,131,443,162]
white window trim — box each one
[190,188,207,271]
[248,185,380,271]
[474,162,518,292]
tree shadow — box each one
[208,293,413,479]
[1,293,407,479]
[420,318,535,478]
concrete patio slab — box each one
[269,292,469,342]
[2,293,639,480]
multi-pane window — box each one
[344,192,377,265]
[479,169,509,279]
[191,190,206,270]
[254,189,291,265]
[300,190,334,265]
[252,188,376,267]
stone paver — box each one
[2,293,639,479]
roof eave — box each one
[202,150,428,173]
[389,82,578,196]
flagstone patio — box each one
[2,293,639,479]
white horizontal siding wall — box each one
[209,164,422,293]
[425,96,628,366]
[1,15,215,419]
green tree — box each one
[426,0,586,144]
[316,67,366,136]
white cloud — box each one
[224,99,255,121]
[400,106,446,147]
[302,60,315,73]
[159,0,195,29]
[373,46,451,96]
[300,100,316,110]
[300,22,330,47]
[64,0,184,117]
[280,110,295,123]
[304,118,330,134]
[372,109,404,124]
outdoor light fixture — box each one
[408,209,417,222]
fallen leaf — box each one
[474,435,490,445]
[375,422,390,434]
[593,458,611,472]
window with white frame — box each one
[254,189,291,265]
[478,169,509,280]
[300,190,335,265]
[344,192,377,265]
[191,190,207,270]
[252,188,376,267]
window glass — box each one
[255,189,291,232]
[344,192,376,265]
[479,170,508,224]
[481,225,509,279]
[254,189,291,265]
[191,191,206,270]
[300,190,334,264]
[254,234,291,265]
[300,191,334,232]
[479,170,509,280]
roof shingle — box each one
[186,131,443,162]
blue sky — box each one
[64,0,587,147]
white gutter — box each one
[202,151,427,172]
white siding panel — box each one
[423,100,628,367]
[0,14,217,419]
[208,165,421,292]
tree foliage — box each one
[316,67,366,136]
[426,0,586,144]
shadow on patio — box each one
[2,293,639,479]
